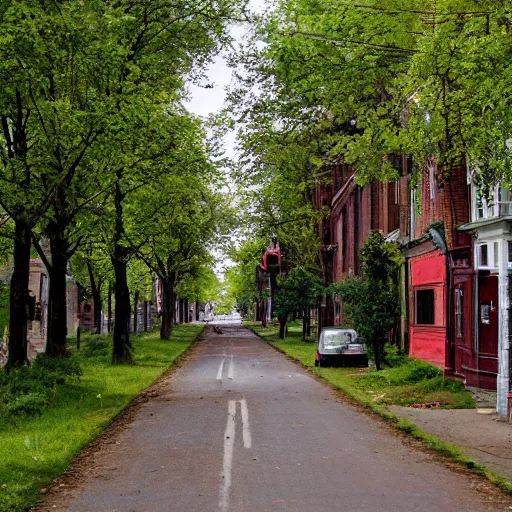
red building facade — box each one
[315,158,500,392]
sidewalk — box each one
[389,390,512,482]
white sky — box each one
[184,2,267,281]
[185,0,267,121]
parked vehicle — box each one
[314,328,368,368]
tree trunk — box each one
[6,220,31,368]
[143,300,148,332]
[112,254,132,363]
[160,278,175,340]
[133,290,139,333]
[111,172,132,364]
[178,299,184,324]
[374,352,381,371]
[87,260,102,335]
[46,252,69,356]
[278,315,287,340]
[261,300,268,328]
[107,282,112,333]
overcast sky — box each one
[184,1,266,121]
[184,3,268,281]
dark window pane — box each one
[480,245,488,266]
[455,288,463,337]
[416,289,435,325]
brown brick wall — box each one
[441,165,471,250]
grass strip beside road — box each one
[246,321,474,409]
[0,324,203,512]
[246,321,512,495]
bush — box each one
[31,354,82,380]
[0,355,82,417]
[357,359,442,388]
[6,392,48,416]
[419,375,465,393]
[82,335,110,357]
[402,360,442,383]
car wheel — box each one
[314,359,319,367]
[318,358,324,368]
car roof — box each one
[321,327,357,333]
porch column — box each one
[497,239,510,416]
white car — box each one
[315,328,368,368]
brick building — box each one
[315,158,508,410]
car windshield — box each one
[322,331,354,346]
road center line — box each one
[239,399,252,449]
[228,355,234,380]
[216,358,226,381]
[219,400,236,512]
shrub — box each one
[402,360,442,383]
[0,355,82,417]
[31,354,82,380]
[357,359,442,388]
[82,335,110,357]
[419,375,465,393]
[6,392,48,416]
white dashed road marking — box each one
[219,399,252,511]
[216,358,226,381]
[228,355,234,380]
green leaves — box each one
[331,233,401,370]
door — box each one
[477,274,499,380]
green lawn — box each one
[0,325,203,512]
[246,321,474,410]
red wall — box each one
[409,250,447,367]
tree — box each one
[274,267,324,340]
[331,232,403,370]
[128,113,225,339]
[177,266,221,306]
[231,0,424,187]
[71,244,113,335]
[221,238,268,319]
[0,0,248,366]
[404,1,512,192]
[0,2,106,365]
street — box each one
[37,326,510,511]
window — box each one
[494,242,499,268]
[476,188,485,219]
[473,183,512,220]
[480,244,488,267]
[455,287,463,337]
[416,289,435,325]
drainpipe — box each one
[497,239,510,416]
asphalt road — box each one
[37,326,511,511]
